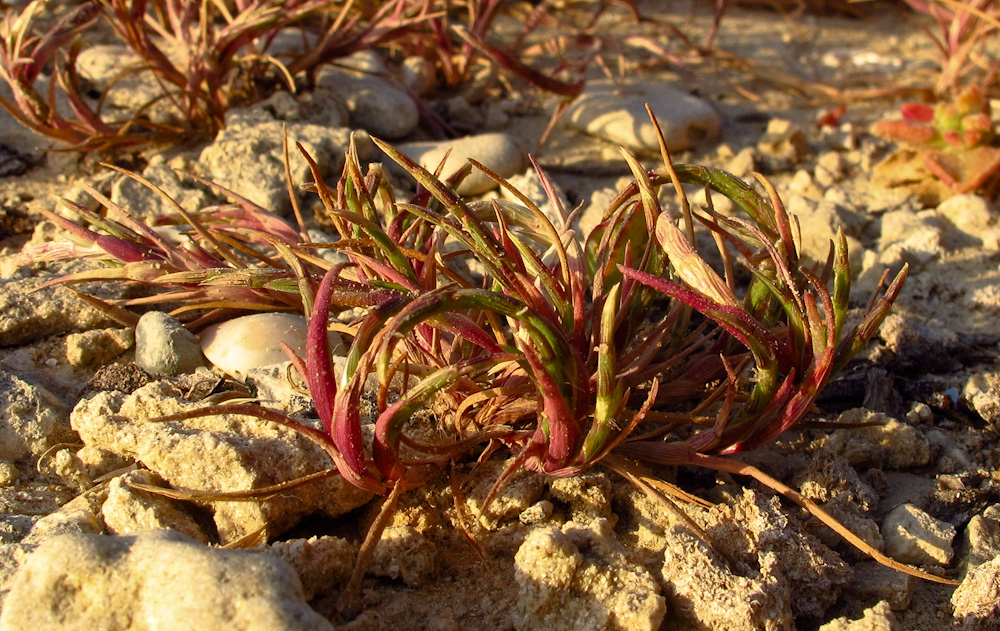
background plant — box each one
[0,0,605,149]
[872,85,1000,194]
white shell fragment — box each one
[200,313,343,379]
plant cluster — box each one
[903,0,1000,96]
[0,0,595,150]
[872,85,1000,194]
[24,118,954,597]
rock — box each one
[782,194,865,268]
[799,450,879,511]
[317,52,419,139]
[660,524,793,631]
[0,371,71,464]
[70,380,372,544]
[369,524,437,587]
[0,531,334,631]
[260,536,354,601]
[936,194,996,240]
[201,312,344,379]
[75,45,159,114]
[393,133,525,196]
[0,271,122,346]
[952,555,1000,631]
[964,371,1000,424]
[964,504,1000,574]
[64,327,134,368]
[134,311,204,376]
[757,119,809,170]
[401,56,436,96]
[547,470,613,523]
[102,469,209,544]
[881,503,955,566]
[519,500,554,525]
[514,519,665,631]
[464,459,546,529]
[499,169,572,230]
[824,410,930,470]
[565,80,720,153]
[245,362,317,417]
[23,507,103,544]
[818,601,899,631]
[110,158,214,221]
[877,208,945,268]
[846,562,914,611]
[199,105,367,217]
[706,488,852,620]
[814,151,847,187]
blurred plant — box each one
[24,120,954,612]
[0,0,595,150]
[872,85,1000,194]
[903,0,1000,96]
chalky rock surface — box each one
[0,271,122,347]
[818,601,899,631]
[70,380,372,543]
[881,504,955,566]
[395,132,525,195]
[952,556,1000,631]
[513,519,666,631]
[659,488,851,630]
[200,312,343,378]
[101,469,209,544]
[564,80,720,153]
[134,311,203,376]
[317,52,420,139]
[0,371,71,464]
[0,531,334,631]
[661,525,793,631]
[198,106,362,217]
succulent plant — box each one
[872,86,1000,194]
[24,118,955,616]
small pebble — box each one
[134,311,204,377]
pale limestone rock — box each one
[394,133,525,196]
[818,601,899,631]
[369,525,437,587]
[317,51,419,139]
[102,469,208,544]
[706,489,852,620]
[882,503,955,566]
[64,327,133,368]
[825,410,930,470]
[661,525,792,631]
[565,80,720,153]
[0,531,334,631]
[514,519,665,631]
[261,536,354,601]
[0,371,71,464]
[548,470,613,523]
[70,381,372,544]
[952,555,1000,631]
